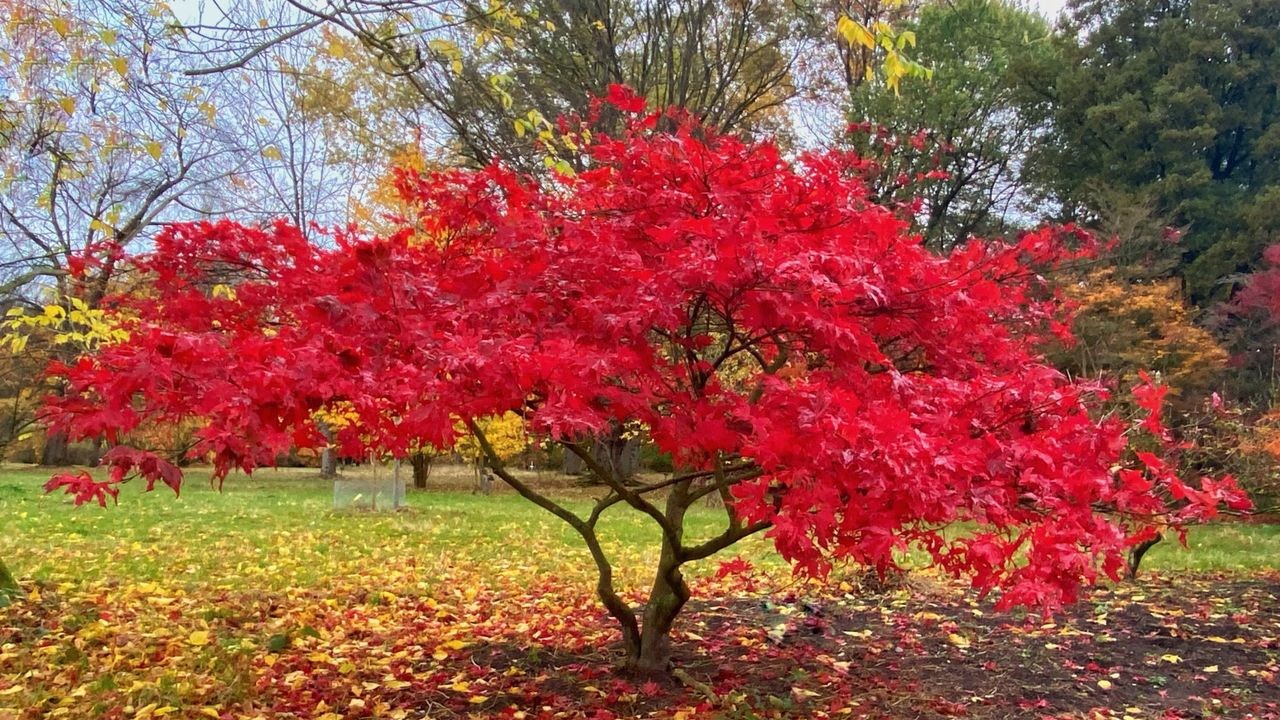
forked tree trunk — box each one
[468,421,764,679]
[623,564,690,673]
[620,487,691,674]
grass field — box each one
[0,464,787,593]
[3,464,1277,589]
[2,464,1279,719]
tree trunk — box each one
[40,430,71,466]
[411,452,431,489]
[1127,532,1164,579]
[563,446,585,475]
[621,485,691,674]
[592,431,640,483]
[0,557,21,603]
[320,447,337,478]
[624,564,689,674]
[318,421,337,478]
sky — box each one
[1031,0,1070,22]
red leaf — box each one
[44,471,119,507]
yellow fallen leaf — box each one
[1097,679,1113,690]
[946,633,971,649]
[1160,654,1182,663]
[187,630,210,646]
[469,695,488,704]
[792,687,820,697]
[1203,665,1219,673]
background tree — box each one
[1216,244,1280,405]
[282,0,816,173]
[846,0,1059,249]
[1052,269,1228,407]
[1029,0,1280,304]
[0,0,377,468]
[455,412,529,480]
[42,98,1245,674]
[829,0,924,93]
[0,1,238,462]
[180,0,930,172]
[208,39,352,233]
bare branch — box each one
[184,16,330,76]
[563,440,683,548]
[467,420,638,645]
[682,520,771,562]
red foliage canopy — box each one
[43,92,1246,610]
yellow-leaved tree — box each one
[1054,269,1228,403]
[456,413,528,468]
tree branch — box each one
[682,520,771,562]
[628,461,758,495]
[467,419,581,526]
[467,420,639,644]
[563,440,683,549]
[184,16,330,76]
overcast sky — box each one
[1031,0,1070,22]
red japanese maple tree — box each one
[43,89,1246,673]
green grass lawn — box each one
[2,463,1276,595]
[0,465,788,597]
